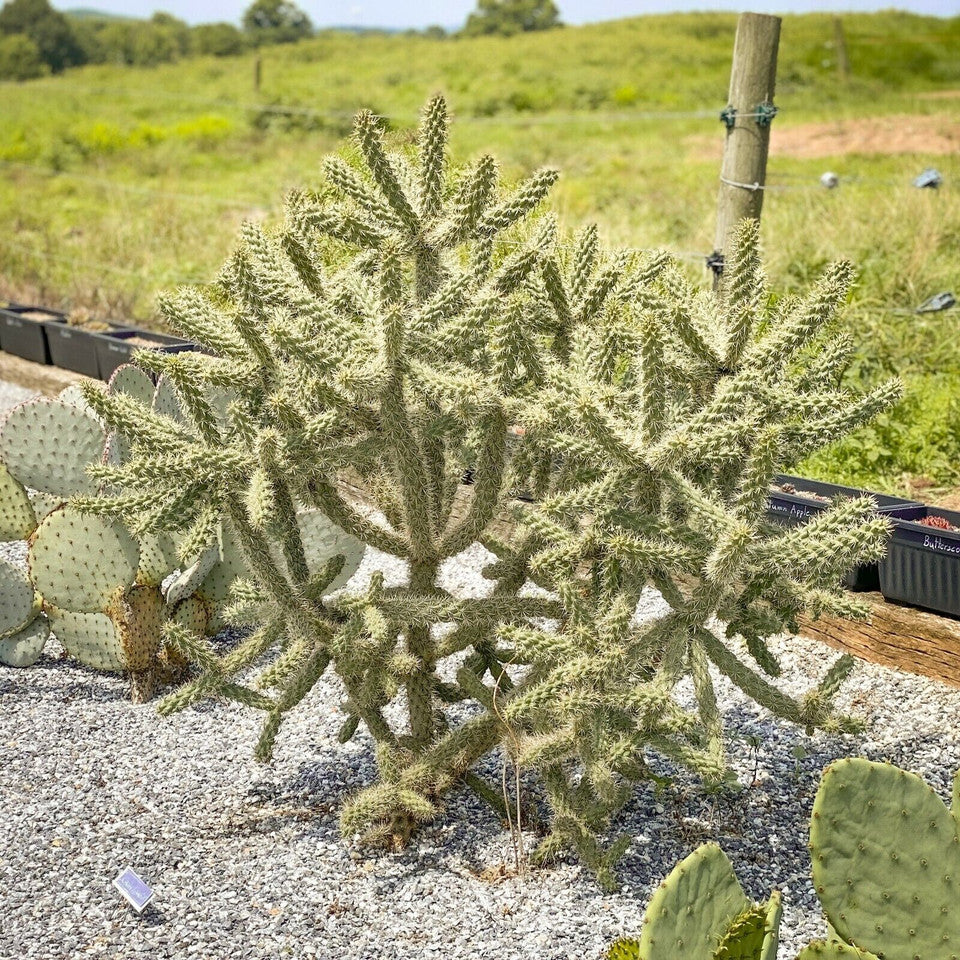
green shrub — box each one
[0,31,46,79]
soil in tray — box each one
[770,482,832,504]
[15,310,60,322]
[124,336,173,348]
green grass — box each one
[1,11,959,493]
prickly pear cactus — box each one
[0,555,39,635]
[29,509,140,612]
[0,398,105,497]
[0,461,35,539]
[795,943,879,959]
[633,843,781,960]
[810,758,960,960]
[0,615,50,668]
[0,371,235,698]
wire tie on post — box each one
[754,102,778,126]
[720,176,764,192]
[719,106,737,130]
[706,251,725,277]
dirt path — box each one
[688,113,960,160]
[0,352,81,407]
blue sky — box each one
[55,0,960,27]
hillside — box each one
[0,10,959,490]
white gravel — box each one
[2,383,960,959]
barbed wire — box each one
[1,235,951,318]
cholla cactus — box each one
[77,96,898,881]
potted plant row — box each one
[0,303,66,365]
[879,507,960,618]
[767,474,922,591]
[0,302,195,380]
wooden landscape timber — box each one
[799,594,960,690]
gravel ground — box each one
[3,384,960,959]
[0,379,39,412]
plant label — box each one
[113,867,154,913]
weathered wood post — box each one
[254,56,262,93]
[711,13,781,285]
[834,17,850,83]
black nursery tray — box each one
[0,305,66,365]
[767,474,922,591]
[95,329,196,381]
[44,320,132,379]
[879,506,960,618]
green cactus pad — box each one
[172,594,211,636]
[759,891,781,960]
[165,540,220,606]
[795,943,880,959]
[810,757,960,960]
[28,489,64,523]
[109,365,155,404]
[107,365,157,464]
[137,532,180,587]
[637,843,753,960]
[152,375,184,423]
[0,557,38,637]
[606,940,639,960]
[29,508,139,613]
[198,525,251,608]
[48,606,125,672]
[294,508,366,590]
[106,585,163,671]
[0,461,36,540]
[0,399,106,497]
[56,383,94,410]
[0,614,49,667]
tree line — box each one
[0,0,561,81]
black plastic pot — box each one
[766,474,922,591]
[44,320,132,378]
[879,506,960,618]
[94,329,196,381]
[0,305,66,365]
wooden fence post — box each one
[712,13,781,284]
[834,17,850,83]
[254,56,262,93]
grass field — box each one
[0,10,959,492]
